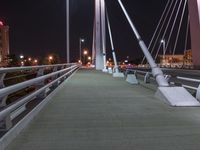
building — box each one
[0,21,9,66]
[158,50,193,68]
[183,49,193,66]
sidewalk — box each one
[6,69,200,150]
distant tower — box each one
[188,0,200,68]
[0,21,9,66]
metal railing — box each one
[0,63,79,130]
[125,68,200,101]
[176,76,200,101]
[125,69,154,84]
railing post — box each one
[134,71,137,78]
[59,66,66,83]
[50,66,59,90]
[144,72,150,83]
[0,73,12,130]
[164,75,171,83]
[196,85,200,101]
[36,68,46,99]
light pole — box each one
[48,56,53,64]
[20,54,24,66]
[161,39,166,65]
[83,50,88,65]
[66,0,70,63]
[79,38,85,62]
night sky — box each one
[0,0,177,62]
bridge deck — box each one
[6,69,200,150]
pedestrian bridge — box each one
[3,68,200,150]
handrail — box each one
[177,76,200,83]
[182,85,198,91]
[0,65,78,120]
[0,65,77,98]
[0,63,76,74]
[126,69,153,75]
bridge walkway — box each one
[6,69,200,150]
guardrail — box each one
[125,68,200,102]
[176,76,200,101]
[125,69,154,83]
[0,63,79,130]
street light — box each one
[48,56,53,64]
[20,55,24,59]
[79,38,85,62]
[34,59,38,65]
[83,50,88,65]
[161,39,166,65]
[88,56,91,61]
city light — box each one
[21,61,24,66]
[88,56,91,60]
[0,21,3,26]
[49,56,53,60]
[83,50,88,55]
[28,57,32,61]
[34,59,38,63]
[20,55,24,59]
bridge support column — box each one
[94,0,106,70]
[188,0,200,68]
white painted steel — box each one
[117,0,169,87]
[0,65,78,123]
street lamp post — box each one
[48,56,53,64]
[79,38,85,62]
[66,0,70,63]
[83,50,88,65]
[161,39,166,65]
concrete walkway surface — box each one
[6,69,200,150]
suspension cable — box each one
[172,0,188,55]
[165,0,184,52]
[154,0,180,59]
[148,0,175,60]
[141,0,170,64]
[145,0,175,63]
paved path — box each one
[6,69,200,150]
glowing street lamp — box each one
[88,56,91,61]
[28,57,32,61]
[20,55,24,59]
[34,59,38,64]
[0,21,3,26]
[83,50,88,55]
[49,56,53,60]
[83,50,88,65]
[161,39,166,64]
[79,38,85,62]
[21,61,24,66]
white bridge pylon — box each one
[93,0,200,107]
[93,0,107,71]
